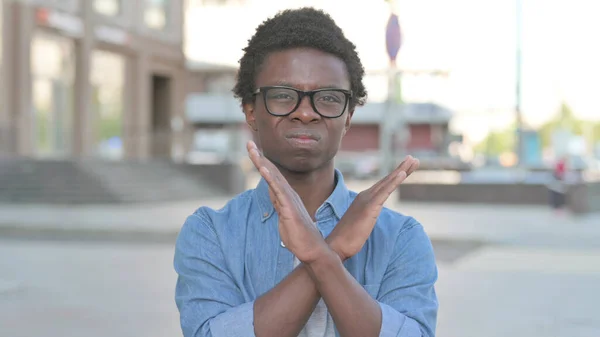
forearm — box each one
[253,236,352,337]
[253,262,320,337]
[306,249,382,337]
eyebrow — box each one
[268,81,349,91]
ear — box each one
[343,109,354,136]
[243,102,257,131]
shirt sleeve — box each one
[174,210,256,337]
[377,222,439,337]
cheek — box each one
[328,121,347,140]
[254,119,279,149]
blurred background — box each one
[0,0,599,336]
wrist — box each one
[326,233,350,261]
[307,245,341,270]
[326,237,346,261]
[305,247,343,285]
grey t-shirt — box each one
[292,219,335,337]
[293,256,336,337]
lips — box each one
[284,130,321,141]
[284,130,321,148]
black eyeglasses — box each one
[253,86,353,118]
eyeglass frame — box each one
[252,86,353,118]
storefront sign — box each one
[95,25,130,46]
[35,8,83,37]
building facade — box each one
[0,0,190,161]
[184,86,457,174]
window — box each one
[0,0,4,144]
[190,0,245,6]
[144,0,169,31]
[94,0,121,17]
[45,0,80,13]
[0,0,3,65]
[30,32,75,158]
[91,50,126,160]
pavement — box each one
[2,181,600,337]
[1,186,599,248]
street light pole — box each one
[515,0,524,166]
[380,1,402,177]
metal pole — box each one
[515,0,524,166]
[381,0,401,177]
[379,63,396,177]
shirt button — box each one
[263,212,269,217]
[280,241,286,248]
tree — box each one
[538,102,584,149]
[475,102,599,156]
[474,125,516,156]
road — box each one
[1,235,599,337]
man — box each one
[174,7,438,337]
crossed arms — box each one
[174,142,438,337]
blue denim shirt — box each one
[174,170,438,337]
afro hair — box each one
[233,7,368,109]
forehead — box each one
[256,48,350,90]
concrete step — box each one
[0,158,232,204]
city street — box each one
[2,218,599,337]
[1,178,600,337]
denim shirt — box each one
[174,170,438,337]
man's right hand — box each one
[327,156,420,261]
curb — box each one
[0,224,180,244]
[0,223,490,250]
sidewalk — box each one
[1,191,599,248]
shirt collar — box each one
[254,169,350,222]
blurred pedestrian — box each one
[548,156,568,214]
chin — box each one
[264,148,336,174]
[280,154,338,174]
[274,157,315,173]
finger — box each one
[246,141,282,176]
[368,156,409,192]
[382,158,416,196]
[373,170,408,205]
[247,143,263,171]
[259,166,291,206]
[268,187,280,210]
[247,140,258,150]
[247,142,278,178]
[268,187,276,205]
[394,156,416,175]
[372,156,414,193]
[405,158,420,177]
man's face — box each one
[244,48,353,174]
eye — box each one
[271,93,294,100]
[316,91,344,104]
[266,89,297,101]
[320,95,341,103]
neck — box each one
[277,163,337,220]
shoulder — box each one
[347,190,431,254]
[182,189,256,236]
[347,190,421,237]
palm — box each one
[271,188,313,249]
[247,141,325,263]
[328,156,420,260]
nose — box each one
[289,95,320,124]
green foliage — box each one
[538,102,584,148]
[474,126,516,156]
[475,102,600,155]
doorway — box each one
[150,75,171,158]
